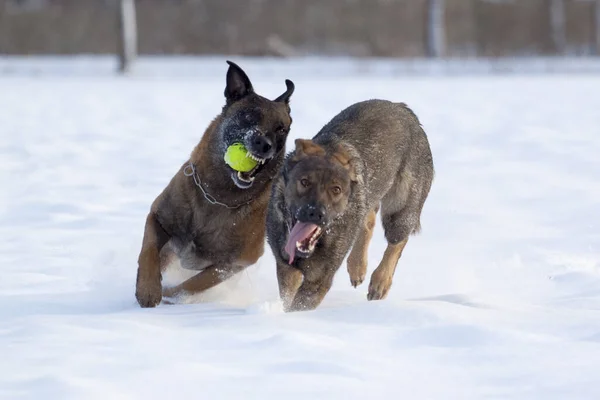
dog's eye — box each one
[244,113,255,123]
[300,178,310,187]
[276,126,286,134]
[331,186,342,195]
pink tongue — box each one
[284,222,318,264]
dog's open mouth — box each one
[230,153,270,189]
[284,220,324,264]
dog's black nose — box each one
[252,135,272,156]
[297,204,326,225]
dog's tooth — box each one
[237,171,253,183]
[248,153,265,164]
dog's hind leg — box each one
[368,169,429,301]
[136,212,171,308]
[346,206,378,288]
[368,238,408,301]
[162,264,246,300]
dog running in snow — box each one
[266,99,434,312]
[135,61,294,307]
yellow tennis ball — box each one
[224,143,258,172]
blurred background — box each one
[1,0,599,72]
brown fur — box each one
[293,138,326,158]
[367,238,408,300]
[346,206,378,287]
[267,100,433,311]
[135,61,294,307]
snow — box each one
[3,55,600,78]
[1,57,600,399]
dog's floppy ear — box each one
[224,60,254,104]
[274,79,295,106]
[287,139,326,170]
[331,146,360,183]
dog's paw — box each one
[161,286,181,305]
[367,273,392,301]
[135,281,162,308]
[351,276,365,288]
[348,264,366,288]
[347,259,367,288]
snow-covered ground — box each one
[1,58,600,399]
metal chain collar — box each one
[183,162,252,209]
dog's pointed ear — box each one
[224,61,254,104]
[294,139,325,159]
[331,146,360,183]
[274,79,295,106]
[287,139,325,170]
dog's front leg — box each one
[276,261,304,309]
[162,264,246,300]
[347,207,378,288]
[287,269,336,312]
[136,212,170,308]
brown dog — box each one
[266,100,434,311]
[135,61,295,307]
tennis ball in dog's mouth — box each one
[224,143,259,172]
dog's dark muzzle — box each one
[229,132,275,189]
[284,204,328,264]
[296,204,328,227]
[245,134,275,160]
